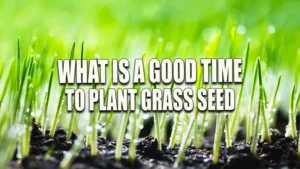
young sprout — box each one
[269,74,282,127]
[20,61,35,158]
[174,117,195,167]
[129,54,145,164]
[230,40,250,140]
[59,135,84,169]
[168,40,190,149]
[194,112,207,148]
[101,112,113,138]
[168,113,180,148]
[40,57,55,134]
[115,85,138,161]
[159,81,174,142]
[286,84,297,138]
[0,125,21,168]
[246,59,258,142]
[66,42,84,141]
[12,47,33,123]
[0,59,15,107]
[212,114,225,163]
[49,43,75,137]
[129,85,142,164]
[153,112,161,149]
[87,83,98,156]
[251,58,271,153]
[225,115,231,147]
[128,113,137,164]
[257,58,271,142]
[193,65,202,148]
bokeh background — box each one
[0,0,299,128]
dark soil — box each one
[7,111,300,169]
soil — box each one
[6,111,300,169]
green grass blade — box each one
[212,114,225,163]
[269,74,282,127]
[230,40,250,138]
[257,58,271,142]
[286,84,297,137]
[49,43,75,137]
[246,60,258,142]
[0,59,15,107]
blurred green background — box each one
[0,0,300,62]
[0,0,299,111]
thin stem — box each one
[230,40,250,138]
[257,58,271,142]
[0,59,15,107]
[115,105,131,161]
[59,135,84,169]
[67,42,84,140]
[174,118,195,167]
[269,74,282,127]
[153,112,161,150]
[286,84,297,137]
[225,115,231,147]
[168,113,180,148]
[212,114,225,163]
[246,59,258,142]
[49,43,75,137]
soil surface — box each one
[6,111,300,169]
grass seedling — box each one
[193,65,202,148]
[224,114,231,147]
[159,81,174,142]
[99,77,115,138]
[12,47,33,123]
[115,103,133,161]
[174,117,195,167]
[246,59,258,142]
[269,74,282,127]
[194,112,207,148]
[129,85,142,164]
[168,112,180,148]
[153,38,163,150]
[115,84,138,161]
[153,84,162,151]
[59,134,84,169]
[0,125,20,168]
[20,61,35,158]
[212,114,225,163]
[86,83,98,156]
[286,84,297,137]
[251,58,271,153]
[257,58,271,142]
[44,145,55,160]
[0,59,15,107]
[49,43,75,137]
[168,41,190,149]
[66,42,84,141]
[129,113,138,164]
[129,54,145,164]
[230,40,250,139]
[40,57,55,134]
